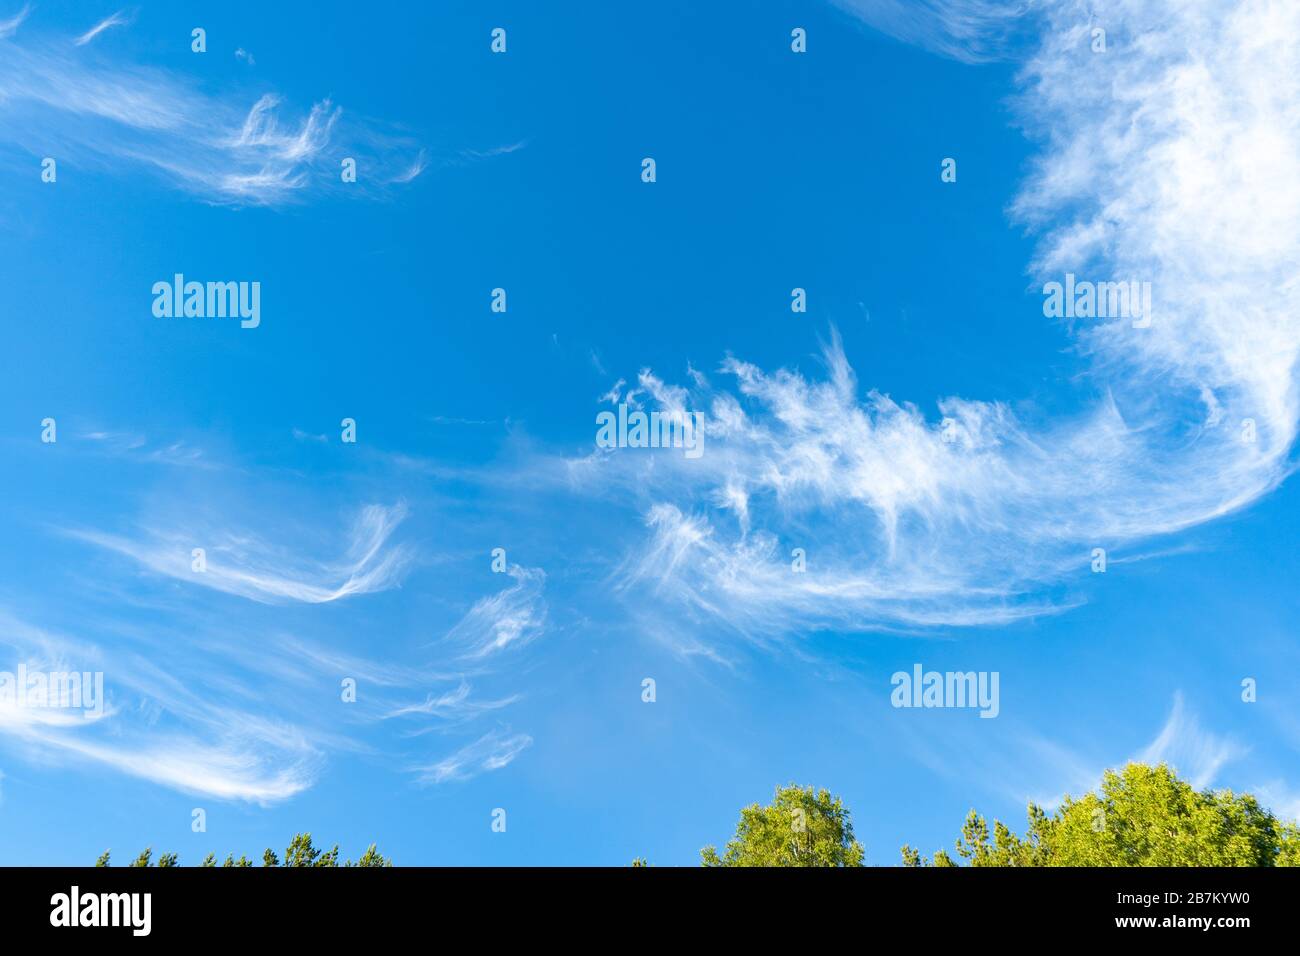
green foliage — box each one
[87,764,1298,869]
[1278,824,1300,865]
[94,836,390,867]
[903,762,1299,867]
[901,844,957,866]
[701,784,865,867]
[350,844,393,867]
[282,833,342,867]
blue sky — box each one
[2,0,1299,865]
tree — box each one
[94,836,390,867]
[1279,825,1300,866]
[282,833,340,867]
[350,844,393,867]
[701,784,865,866]
[903,762,1300,867]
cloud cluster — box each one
[391,565,547,783]
[0,7,424,204]
[575,0,1300,651]
[1,481,547,797]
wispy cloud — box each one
[445,565,547,659]
[78,428,213,468]
[458,140,527,160]
[23,479,543,796]
[0,13,424,204]
[374,569,548,775]
[385,681,519,724]
[0,2,30,39]
[68,502,412,605]
[73,9,132,47]
[831,0,1034,64]
[388,147,426,184]
[0,613,320,803]
[267,634,452,691]
[429,415,497,427]
[1016,693,1246,809]
[414,729,533,784]
[8,724,320,802]
[1136,692,1245,790]
[1253,781,1300,822]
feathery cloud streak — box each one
[73,10,132,47]
[68,503,412,605]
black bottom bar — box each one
[1,866,1287,939]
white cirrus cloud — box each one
[67,502,413,605]
[0,613,321,803]
[0,11,424,205]
[1011,693,1246,809]
[415,729,534,785]
[1253,781,1300,823]
[1135,692,1246,791]
[830,0,1034,64]
[7,725,321,803]
[385,681,520,727]
[445,565,547,660]
[0,2,30,39]
[73,9,132,47]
